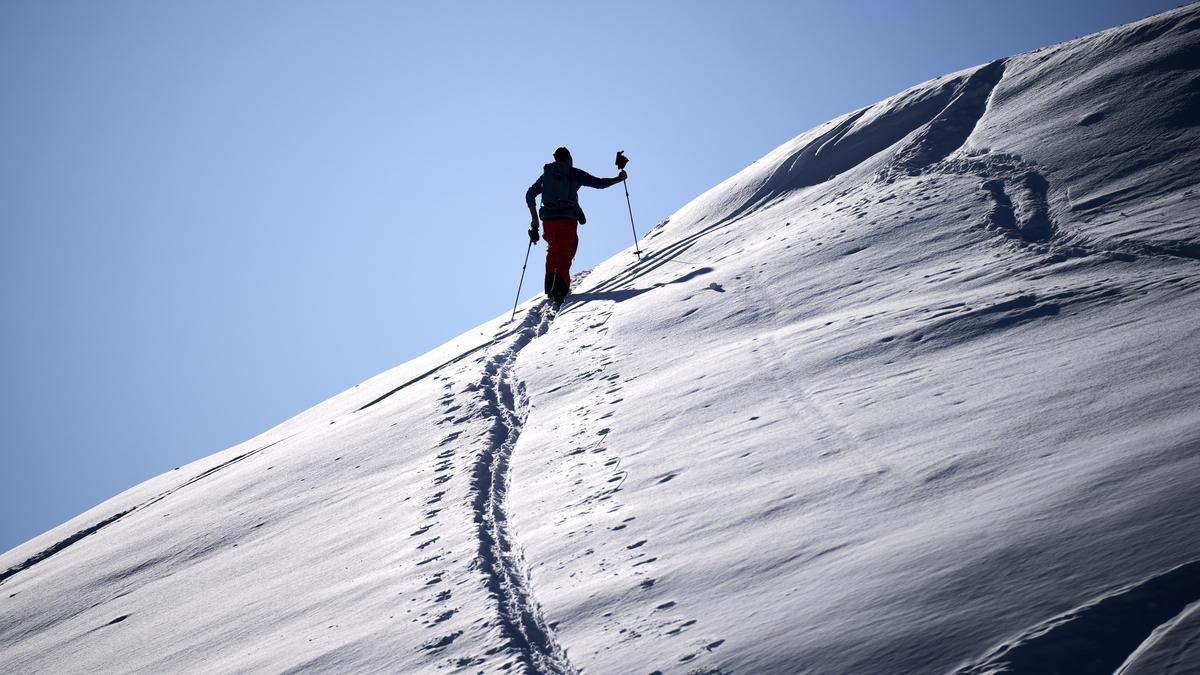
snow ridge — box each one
[890,59,1007,174]
[957,559,1200,674]
[0,435,290,587]
[471,302,576,675]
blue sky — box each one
[0,0,1179,554]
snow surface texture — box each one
[3,5,1199,674]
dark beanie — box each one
[553,147,571,162]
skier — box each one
[526,147,627,304]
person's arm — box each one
[525,177,542,242]
[526,176,543,211]
[572,167,627,189]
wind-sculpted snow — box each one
[975,5,1200,255]
[890,59,1006,174]
[3,4,1200,674]
[0,437,290,587]
[958,559,1200,674]
[1118,598,1200,674]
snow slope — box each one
[3,5,1199,673]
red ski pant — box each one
[542,218,579,288]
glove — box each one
[528,226,539,244]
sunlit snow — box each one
[3,5,1198,674]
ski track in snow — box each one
[470,302,576,675]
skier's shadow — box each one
[562,266,714,313]
[564,288,646,304]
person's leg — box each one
[543,220,563,297]
[542,219,577,300]
[560,223,579,290]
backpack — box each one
[539,162,585,223]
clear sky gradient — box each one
[0,1,1181,553]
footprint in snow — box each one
[429,609,455,625]
[421,631,461,651]
[666,619,697,636]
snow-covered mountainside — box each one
[3,6,1199,674]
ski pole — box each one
[512,239,533,322]
[615,151,640,258]
[622,178,641,258]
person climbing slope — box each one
[526,147,626,304]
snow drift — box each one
[3,5,1199,674]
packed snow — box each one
[3,5,1198,673]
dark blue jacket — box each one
[526,161,620,224]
